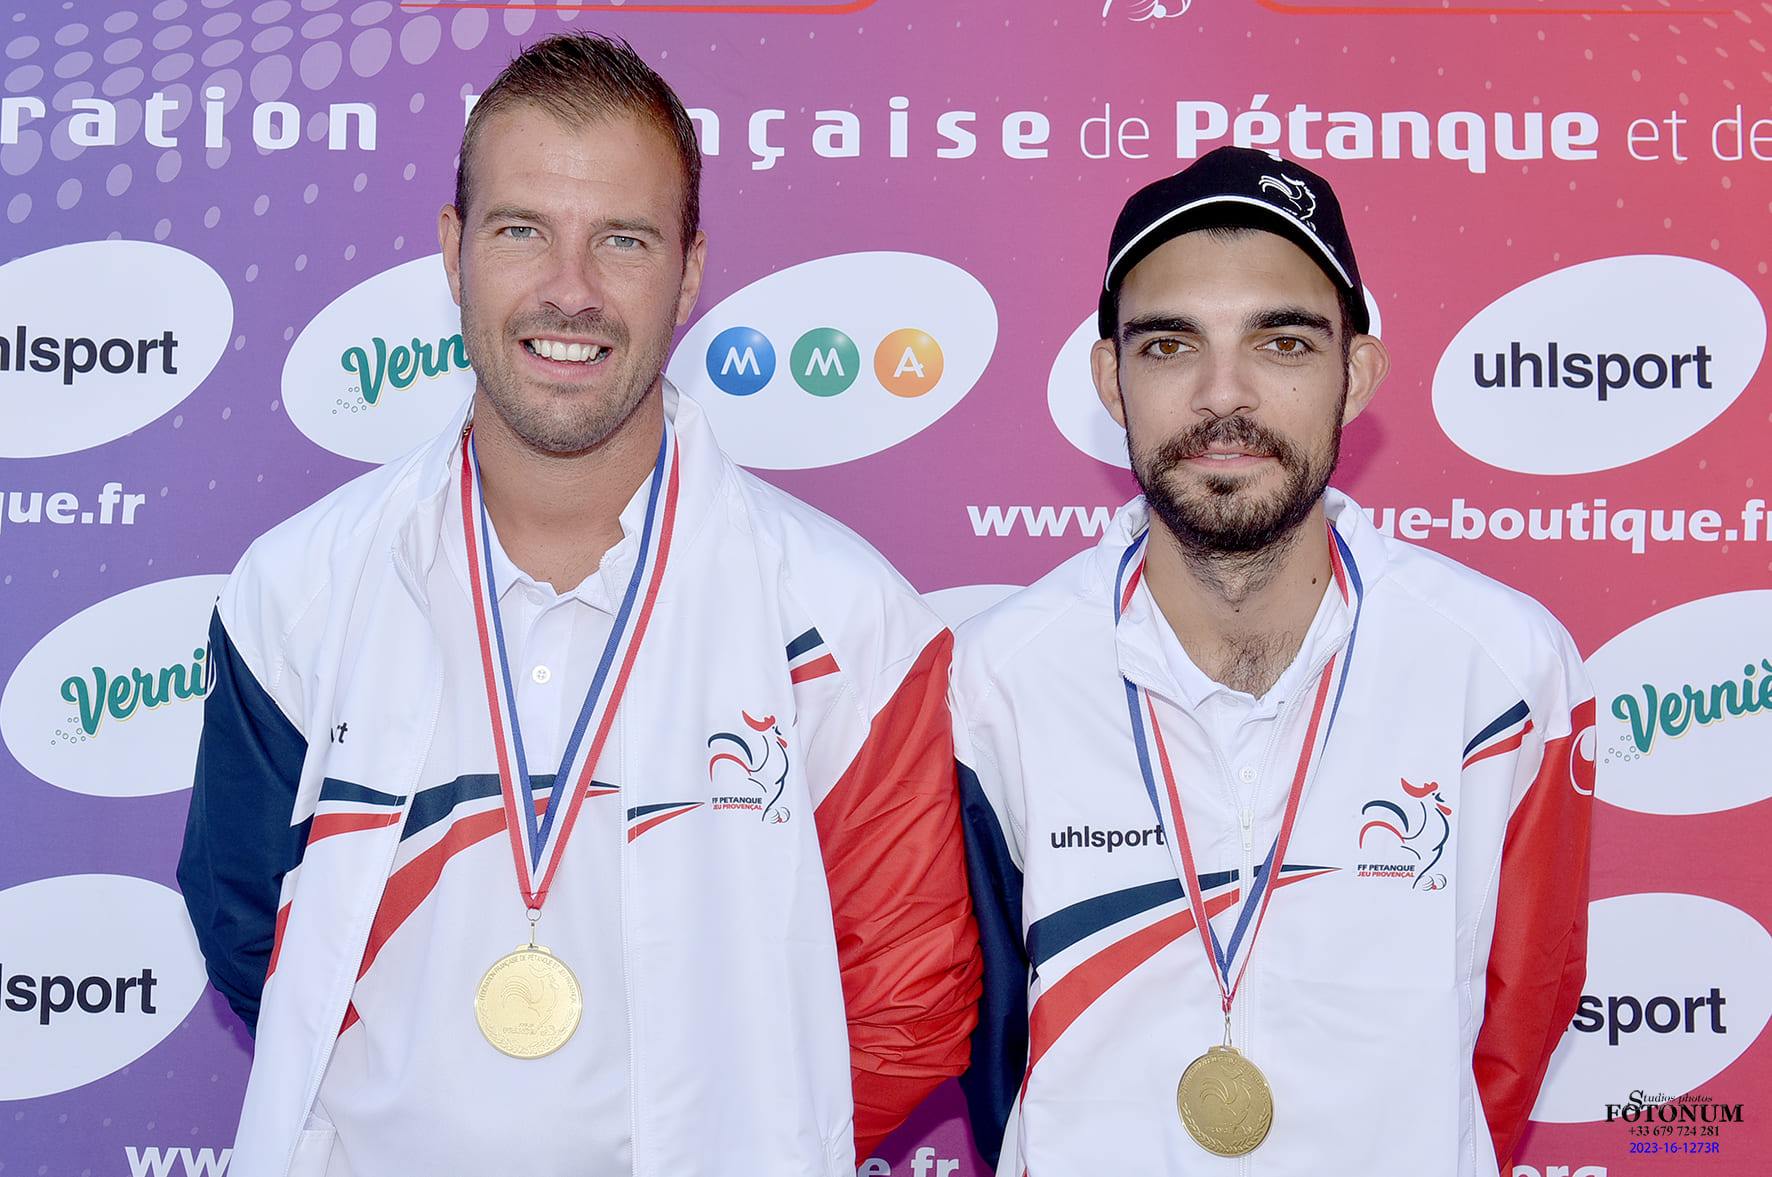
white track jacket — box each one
[179,387,979,1177]
[954,492,1593,1177]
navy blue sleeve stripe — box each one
[1465,699,1531,758]
[401,772,503,840]
[956,760,1028,1171]
[784,626,824,660]
[1025,877,1186,973]
[176,609,309,1037]
[317,778,406,807]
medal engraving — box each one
[474,945,583,1059]
[1176,1045,1274,1157]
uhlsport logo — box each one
[1586,591,1772,816]
[1356,777,1452,888]
[282,255,475,463]
[0,575,226,798]
[0,874,208,1100]
[0,241,232,458]
[668,252,995,469]
[1048,292,1384,468]
[1432,256,1764,475]
[707,711,792,824]
[1532,893,1772,1123]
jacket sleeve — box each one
[176,608,311,1035]
[1474,693,1596,1166]
[813,629,983,1161]
[955,755,1028,1172]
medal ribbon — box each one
[1116,523,1363,1014]
[460,422,679,912]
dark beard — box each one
[1131,412,1340,558]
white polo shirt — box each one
[315,461,647,1176]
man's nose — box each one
[1193,351,1259,419]
[539,240,604,320]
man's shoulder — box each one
[728,466,910,587]
[220,432,451,654]
[234,450,432,583]
[713,466,948,684]
[1346,498,1579,671]
[952,541,1114,698]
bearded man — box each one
[954,147,1593,1176]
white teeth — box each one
[528,339,608,363]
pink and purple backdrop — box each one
[3,1,1769,1174]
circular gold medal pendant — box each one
[473,944,584,1059]
[1176,1045,1274,1157]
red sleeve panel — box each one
[1474,695,1596,1167]
[814,629,984,1161]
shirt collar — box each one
[441,430,652,616]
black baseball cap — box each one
[1098,146,1369,339]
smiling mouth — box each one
[525,338,612,364]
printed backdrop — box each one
[3,0,1769,1174]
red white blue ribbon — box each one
[1115,523,1362,1013]
[460,422,679,912]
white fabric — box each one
[214,385,946,1177]
[315,462,640,1177]
[954,490,1593,1177]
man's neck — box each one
[1141,501,1335,698]
[469,392,664,592]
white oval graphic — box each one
[1531,892,1772,1122]
[1433,256,1765,475]
[1051,291,1382,468]
[1587,591,1772,816]
[923,583,1023,629]
[0,241,233,458]
[0,574,227,798]
[667,252,997,469]
[0,874,208,1099]
[283,254,475,464]
[1049,314,1129,469]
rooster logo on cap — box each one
[1258,173,1316,222]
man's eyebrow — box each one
[1119,314,1202,342]
[602,217,666,239]
[478,203,545,225]
[1247,307,1335,335]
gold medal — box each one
[473,944,583,1059]
[1176,1045,1274,1157]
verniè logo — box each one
[0,874,207,1100]
[0,241,232,459]
[282,255,475,464]
[1432,256,1765,475]
[1586,591,1772,816]
[668,252,996,469]
[0,575,226,798]
[1531,893,1772,1123]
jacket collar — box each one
[386,379,725,608]
[1104,488,1385,699]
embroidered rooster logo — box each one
[1358,777,1452,889]
[707,711,791,824]
[1258,173,1316,222]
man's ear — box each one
[1341,333,1390,426]
[676,230,708,326]
[438,204,465,308]
[1091,337,1127,428]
